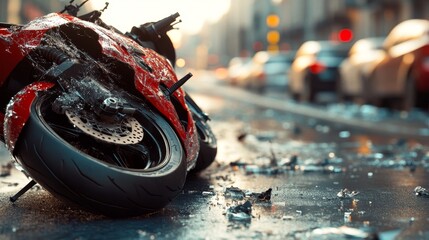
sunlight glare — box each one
[89,0,231,34]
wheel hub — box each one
[65,109,144,144]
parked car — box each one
[228,51,294,93]
[365,19,429,110]
[339,37,385,102]
[236,51,268,92]
[227,56,252,86]
[289,41,350,102]
[262,51,295,90]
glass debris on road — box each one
[308,226,377,239]
[248,188,272,202]
[337,188,360,199]
[414,186,429,197]
[224,186,272,202]
[224,186,246,200]
[226,200,252,221]
[0,162,13,177]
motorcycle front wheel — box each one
[13,93,187,217]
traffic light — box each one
[338,28,353,42]
[266,14,280,52]
[266,30,280,44]
[266,14,280,28]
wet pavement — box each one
[1,71,429,239]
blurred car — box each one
[227,51,294,93]
[227,57,252,85]
[366,19,429,110]
[289,41,349,102]
[234,52,266,92]
[239,51,295,93]
[262,51,295,90]
[339,37,385,101]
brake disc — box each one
[65,109,144,145]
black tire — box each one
[301,75,316,103]
[290,90,300,102]
[184,95,217,173]
[402,70,429,111]
[336,80,352,103]
[190,118,217,173]
[13,93,186,217]
[361,72,373,105]
[403,72,416,111]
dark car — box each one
[366,19,429,110]
[228,51,294,93]
[262,51,295,90]
[244,51,295,92]
[227,56,252,86]
[289,41,349,102]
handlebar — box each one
[126,13,180,67]
[151,12,180,37]
[131,13,181,41]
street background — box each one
[1,0,429,239]
[1,71,429,239]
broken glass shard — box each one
[337,188,359,199]
[414,186,429,197]
[227,200,252,221]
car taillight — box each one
[309,62,326,74]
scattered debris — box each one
[337,188,359,199]
[230,154,343,175]
[309,226,377,239]
[290,226,401,240]
[353,140,429,171]
[282,215,294,220]
[344,211,352,222]
[287,155,298,167]
[0,162,13,177]
[225,186,245,200]
[339,131,351,138]
[237,132,247,142]
[229,160,247,168]
[224,186,272,203]
[244,164,279,175]
[247,188,272,202]
[299,165,343,173]
[226,200,252,221]
[414,186,429,197]
[202,191,215,196]
[1,181,19,187]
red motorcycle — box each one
[0,1,216,217]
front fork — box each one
[185,94,210,122]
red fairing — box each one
[4,82,55,151]
[0,112,4,137]
[0,16,68,86]
[0,13,198,164]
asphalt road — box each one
[0,71,429,239]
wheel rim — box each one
[38,94,170,170]
[65,109,144,145]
